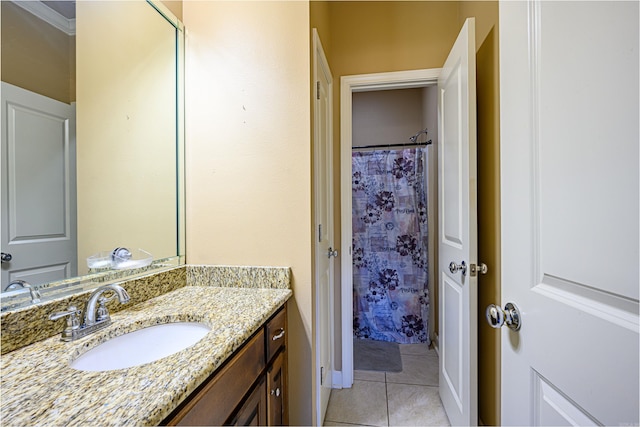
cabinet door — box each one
[266,307,286,362]
[167,330,265,426]
[267,351,287,426]
[230,378,267,426]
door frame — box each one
[339,69,440,388]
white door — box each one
[1,82,77,290]
[499,1,639,426]
[313,29,334,426]
[438,18,478,427]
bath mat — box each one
[353,338,402,372]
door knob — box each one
[1,252,12,263]
[449,261,466,276]
[327,247,338,258]
[486,302,521,331]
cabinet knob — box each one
[270,387,281,397]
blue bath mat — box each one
[353,338,402,372]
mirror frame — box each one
[1,0,186,312]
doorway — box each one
[351,88,437,347]
[332,13,498,426]
[324,84,450,425]
[339,69,440,388]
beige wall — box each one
[183,2,313,425]
[182,2,497,425]
[310,1,332,59]
[352,89,424,147]
[1,1,75,104]
[76,1,177,273]
[312,1,500,424]
[160,0,183,21]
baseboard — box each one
[432,333,440,357]
[331,370,344,389]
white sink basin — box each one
[70,322,211,372]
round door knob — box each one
[1,252,12,263]
[449,261,466,275]
[486,304,505,328]
[486,302,521,331]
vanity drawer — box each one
[266,307,286,362]
[170,328,266,426]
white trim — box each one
[148,0,184,31]
[340,69,440,389]
[11,1,75,36]
[331,370,344,389]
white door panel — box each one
[10,105,67,238]
[1,82,77,289]
[313,29,334,427]
[500,1,639,426]
[535,2,638,299]
[441,275,463,404]
[438,17,477,426]
[532,373,600,427]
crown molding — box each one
[11,1,75,36]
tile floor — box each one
[323,343,450,427]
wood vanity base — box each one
[163,305,288,426]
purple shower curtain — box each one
[352,148,430,344]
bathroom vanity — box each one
[0,266,292,426]
[164,305,287,425]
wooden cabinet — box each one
[267,351,286,426]
[266,307,286,361]
[230,378,267,426]
[163,305,287,426]
[265,304,287,426]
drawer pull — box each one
[271,328,285,341]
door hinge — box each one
[316,81,320,100]
[320,366,324,385]
[318,224,322,242]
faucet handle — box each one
[49,306,81,321]
[96,297,111,323]
[49,306,81,341]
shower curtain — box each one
[352,148,430,344]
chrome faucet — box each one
[83,283,130,326]
[49,284,130,341]
[6,279,41,303]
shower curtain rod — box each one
[352,128,433,150]
[352,141,432,150]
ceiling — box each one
[41,1,75,19]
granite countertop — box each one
[1,286,292,426]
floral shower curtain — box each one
[352,148,430,344]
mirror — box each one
[1,0,185,310]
